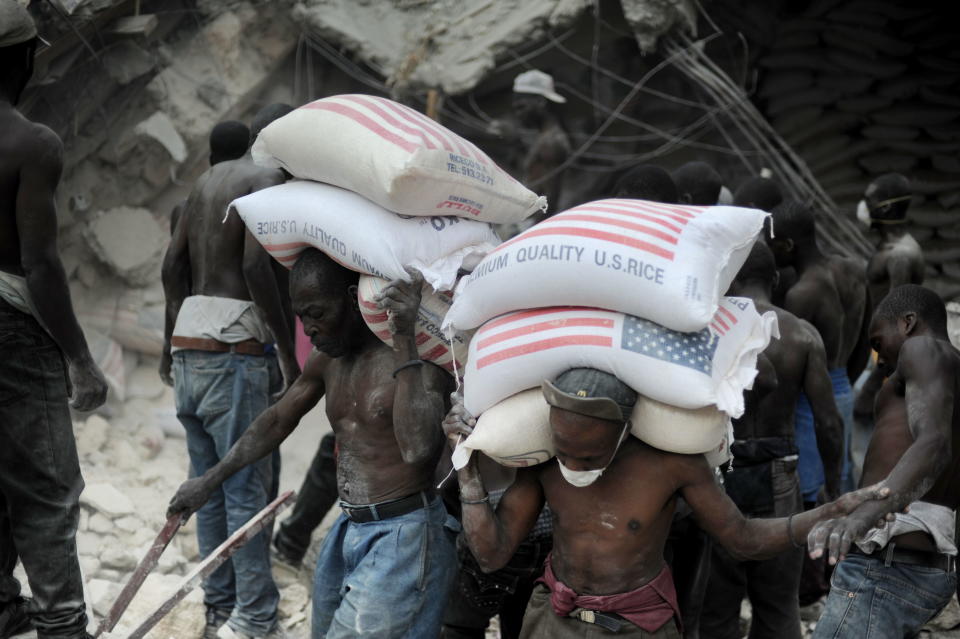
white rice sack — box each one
[631,396,730,455]
[451,388,732,470]
[444,199,768,333]
[451,388,554,469]
[251,94,545,224]
[229,180,500,290]
[357,275,472,376]
[463,298,779,419]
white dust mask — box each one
[856,200,871,227]
[557,421,629,488]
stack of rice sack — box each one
[443,198,779,469]
[229,94,545,373]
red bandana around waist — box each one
[537,553,682,633]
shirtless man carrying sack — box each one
[169,249,459,638]
[444,368,890,638]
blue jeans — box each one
[829,368,855,494]
[311,496,460,638]
[174,350,281,636]
[813,553,956,639]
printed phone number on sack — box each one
[447,154,494,186]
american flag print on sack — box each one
[621,316,718,375]
[463,297,779,420]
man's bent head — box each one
[767,200,816,267]
[672,161,722,206]
[542,369,635,480]
[730,241,778,298]
[209,120,250,165]
[870,284,948,376]
[290,248,362,357]
[613,165,678,203]
[734,177,783,212]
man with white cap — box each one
[0,2,108,637]
[444,369,893,638]
[492,70,570,237]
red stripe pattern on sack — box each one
[474,311,616,370]
[492,199,710,263]
[300,95,495,166]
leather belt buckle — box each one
[574,610,624,632]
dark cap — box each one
[541,368,637,422]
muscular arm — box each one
[845,338,954,523]
[457,457,545,572]
[681,455,882,560]
[242,228,299,386]
[379,271,452,465]
[802,324,844,498]
[392,335,451,464]
[17,130,89,363]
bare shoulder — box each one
[899,336,959,377]
[19,121,63,167]
[830,254,867,283]
[301,348,331,382]
[640,442,713,491]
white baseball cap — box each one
[513,70,566,104]
[0,0,37,48]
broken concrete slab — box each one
[81,483,136,518]
[133,111,187,163]
[84,207,166,287]
[102,41,156,85]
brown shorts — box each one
[518,583,682,638]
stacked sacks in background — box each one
[231,94,545,371]
[448,198,777,469]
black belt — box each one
[340,491,432,523]
[571,610,628,632]
[849,543,956,573]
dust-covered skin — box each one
[0,41,106,411]
[444,400,888,597]
[808,305,960,564]
[159,155,299,392]
[168,261,453,515]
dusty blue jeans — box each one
[174,350,280,636]
[311,495,459,638]
[0,300,87,638]
[813,552,956,638]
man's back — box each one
[785,255,867,370]
[866,234,924,308]
[740,303,821,440]
[179,158,283,299]
[0,108,58,274]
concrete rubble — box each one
[293,0,695,96]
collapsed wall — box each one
[22,0,298,403]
